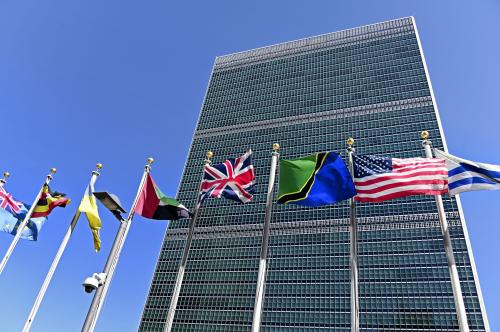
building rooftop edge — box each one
[214,16,415,69]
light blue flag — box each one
[0,188,48,241]
[434,149,500,196]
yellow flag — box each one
[78,184,102,252]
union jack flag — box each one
[200,150,255,203]
[0,187,23,215]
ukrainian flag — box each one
[78,183,102,252]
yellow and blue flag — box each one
[78,182,102,251]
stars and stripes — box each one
[0,187,23,214]
[200,150,255,203]
[434,149,500,195]
[353,154,448,202]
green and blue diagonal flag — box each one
[0,187,47,241]
[277,151,356,206]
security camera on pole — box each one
[81,157,153,332]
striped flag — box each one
[31,185,70,218]
[353,154,448,202]
[434,149,500,195]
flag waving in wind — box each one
[200,150,255,203]
[277,151,356,206]
[31,185,70,218]
[0,186,68,241]
[434,149,500,195]
[135,174,191,220]
[353,154,448,202]
[0,187,23,214]
[79,182,102,252]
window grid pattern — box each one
[139,18,486,332]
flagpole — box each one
[82,158,153,332]
[0,168,57,275]
[163,151,213,332]
[23,164,102,332]
[420,131,470,332]
[346,138,360,332]
[0,171,10,188]
[251,143,280,332]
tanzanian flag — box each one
[135,174,191,220]
[277,151,356,206]
[31,185,70,218]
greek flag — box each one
[434,149,500,195]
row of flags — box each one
[0,173,189,251]
[185,144,500,332]
[1,139,499,331]
[202,148,500,207]
[1,147,499,250]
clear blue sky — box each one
[1,1,499,331]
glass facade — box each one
[139,17,489,331]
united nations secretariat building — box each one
[138,17,490,332]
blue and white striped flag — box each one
[434,149,500,195]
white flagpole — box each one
[0,168,57,275]
[421,131,470,332]
[82,158,153,332]
[0,171,10,188]
[164,151,213,332]
[23,163,102,332]
[251,143,280,332]
[346,138,360,332]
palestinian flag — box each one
[277,151,356,207]
[135,174,191,220]
[31,185,70,218]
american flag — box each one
[353,154,448,202]
[200,150,255,204]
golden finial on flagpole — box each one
[93,163,103,175]
[272,143,280,156]
[420,130,429,140]
[346,138,355,154]
[45,168,57,181]
[0,171,9,185]
[205,151,214,165]
[145,157,154,172]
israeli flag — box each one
[434,149,500,196]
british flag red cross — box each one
[0,187,23,214]
[200,150,255,204]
